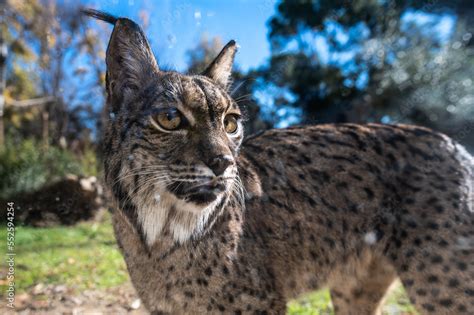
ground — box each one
[0,213,417,314]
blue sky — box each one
[82,0,277,72]
[61,0,457,129]
[77,0,456,78]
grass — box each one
[287,290,333,314]
[0,213,128,294]
[287,284,417,314]
[0,214,417,314]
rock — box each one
[31,300,49,310]
[31,283,45,295]
[14,292,30,309]
[53,285,67,293]
[70,296,83,305]
[130,299,141,310]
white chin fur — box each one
[135,190,223,246]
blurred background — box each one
[1,0,474,314]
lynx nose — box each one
[207,155,233,176]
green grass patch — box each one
[0,213,128,294]
[288,290,333,314]
[383,283,418,314]
[287,283,417,315]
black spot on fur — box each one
[422,303,436,312]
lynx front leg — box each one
[329,256,397,315]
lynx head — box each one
[86,10,246,246]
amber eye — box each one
[152,109,183,131]
[224,114,239,134]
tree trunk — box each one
[42,107,49,148]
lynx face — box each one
[132,74,243,205]
[98,15,244,244]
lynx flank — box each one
[84,10,474,315]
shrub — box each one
[0,137,97,199]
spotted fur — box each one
[85,10,474,315]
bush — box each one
[0,138,97,199]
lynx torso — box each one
[113,124,474,315]
[84,9,474,315]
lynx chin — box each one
[84,9,474,315]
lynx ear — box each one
[106,18,159,104]
[202,40,238,88]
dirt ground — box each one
[2,281,148,315]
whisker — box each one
[112,170,170,186]
[234,93,253,103]
[230,79,247,96]
[115,171,172,207]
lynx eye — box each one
[152,109,183,131]
[224,114,239,134]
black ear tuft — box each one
[81,8,118,25]
[84,8,160,105]
[202,40,238,89]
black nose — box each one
[207,155,233,176]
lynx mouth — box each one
[168,181,227,205]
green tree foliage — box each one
[262,0,474,149]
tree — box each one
[261,0,474,149]
[4,0,107,148]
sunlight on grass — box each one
[288,290,333,315]
[287,283,418,315]
[383,282,418,315]
[0,213,128,293]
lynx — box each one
[84,9,474,315]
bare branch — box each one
[7,96,56,109]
